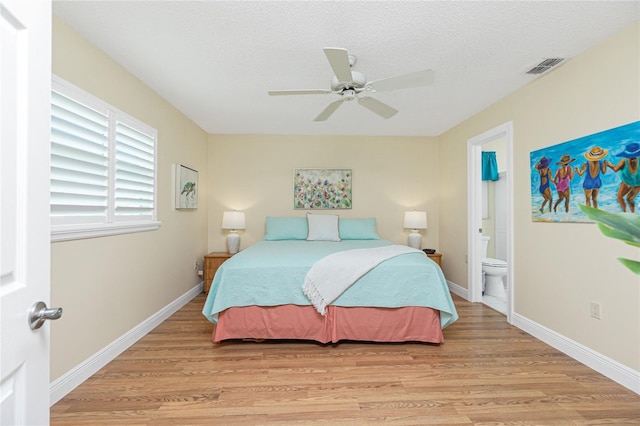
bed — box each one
[201,215,458,344]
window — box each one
[50,76,160,241]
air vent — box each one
[525,58,565,75]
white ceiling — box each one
[53,1,639,137]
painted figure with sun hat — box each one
[574,146,609,209]
[608,141,640,212]
[553,154,575,213]
[534,156,554,213]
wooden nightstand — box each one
[204,252,232,293]
[426,252,442,267]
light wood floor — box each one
[51,294,640,425]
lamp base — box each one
[407,230,422,249]
[226,231,240,254]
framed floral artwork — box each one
[293,168,352,209]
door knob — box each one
[28,301,63,330]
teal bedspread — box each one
[201,240,458,328]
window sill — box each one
[51,221,161,242]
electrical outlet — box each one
[464,254,468,264]
[590,301,601,319]
[193,260,199,270]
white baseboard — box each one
[447,279,469,300]
[512,312,639,395]
[50,282,204,405]
[50,279,639,405]
[445,279,639,395]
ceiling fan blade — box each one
[268,89,332,96]
[357,96,398,119]
[314,99,346,122]
[369,69,435,92]
[323,48,353,84]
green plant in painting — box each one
[579,204,640,275]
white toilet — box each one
[481,235,507,299]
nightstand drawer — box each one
[426,252,442,267]
[204,252,232,293]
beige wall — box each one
[439,22,640,370]
[207,135,440,252]
[51,14,639,387]
[51,18,209,381]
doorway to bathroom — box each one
[467,122,513,321]
[481,170,508,313]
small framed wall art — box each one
[175,164,198,209]
[293,168,352,209]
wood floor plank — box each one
[50,294,640,424]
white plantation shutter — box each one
[51,90,109,224]
[114,120,156,220]
[51,77,160,241]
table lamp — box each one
[403,210,427,249]
[222,211,245,254]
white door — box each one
[0,0,52,424]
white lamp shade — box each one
[222,211,246,230]
[403,211,428,230]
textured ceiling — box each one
[53,1,639,137]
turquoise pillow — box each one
[264,216,308,240]
[339,218,380,240]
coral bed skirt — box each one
[213,304,443,344]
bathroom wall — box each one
[481,136,507,258]
[493,171,507,261]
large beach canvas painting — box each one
[530,121,640,223]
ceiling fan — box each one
[268,47,435,122]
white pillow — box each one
[306,213,341,241]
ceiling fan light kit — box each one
[331,70,366,91]
[268,47,434,121]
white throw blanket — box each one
[302,245,422,315]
